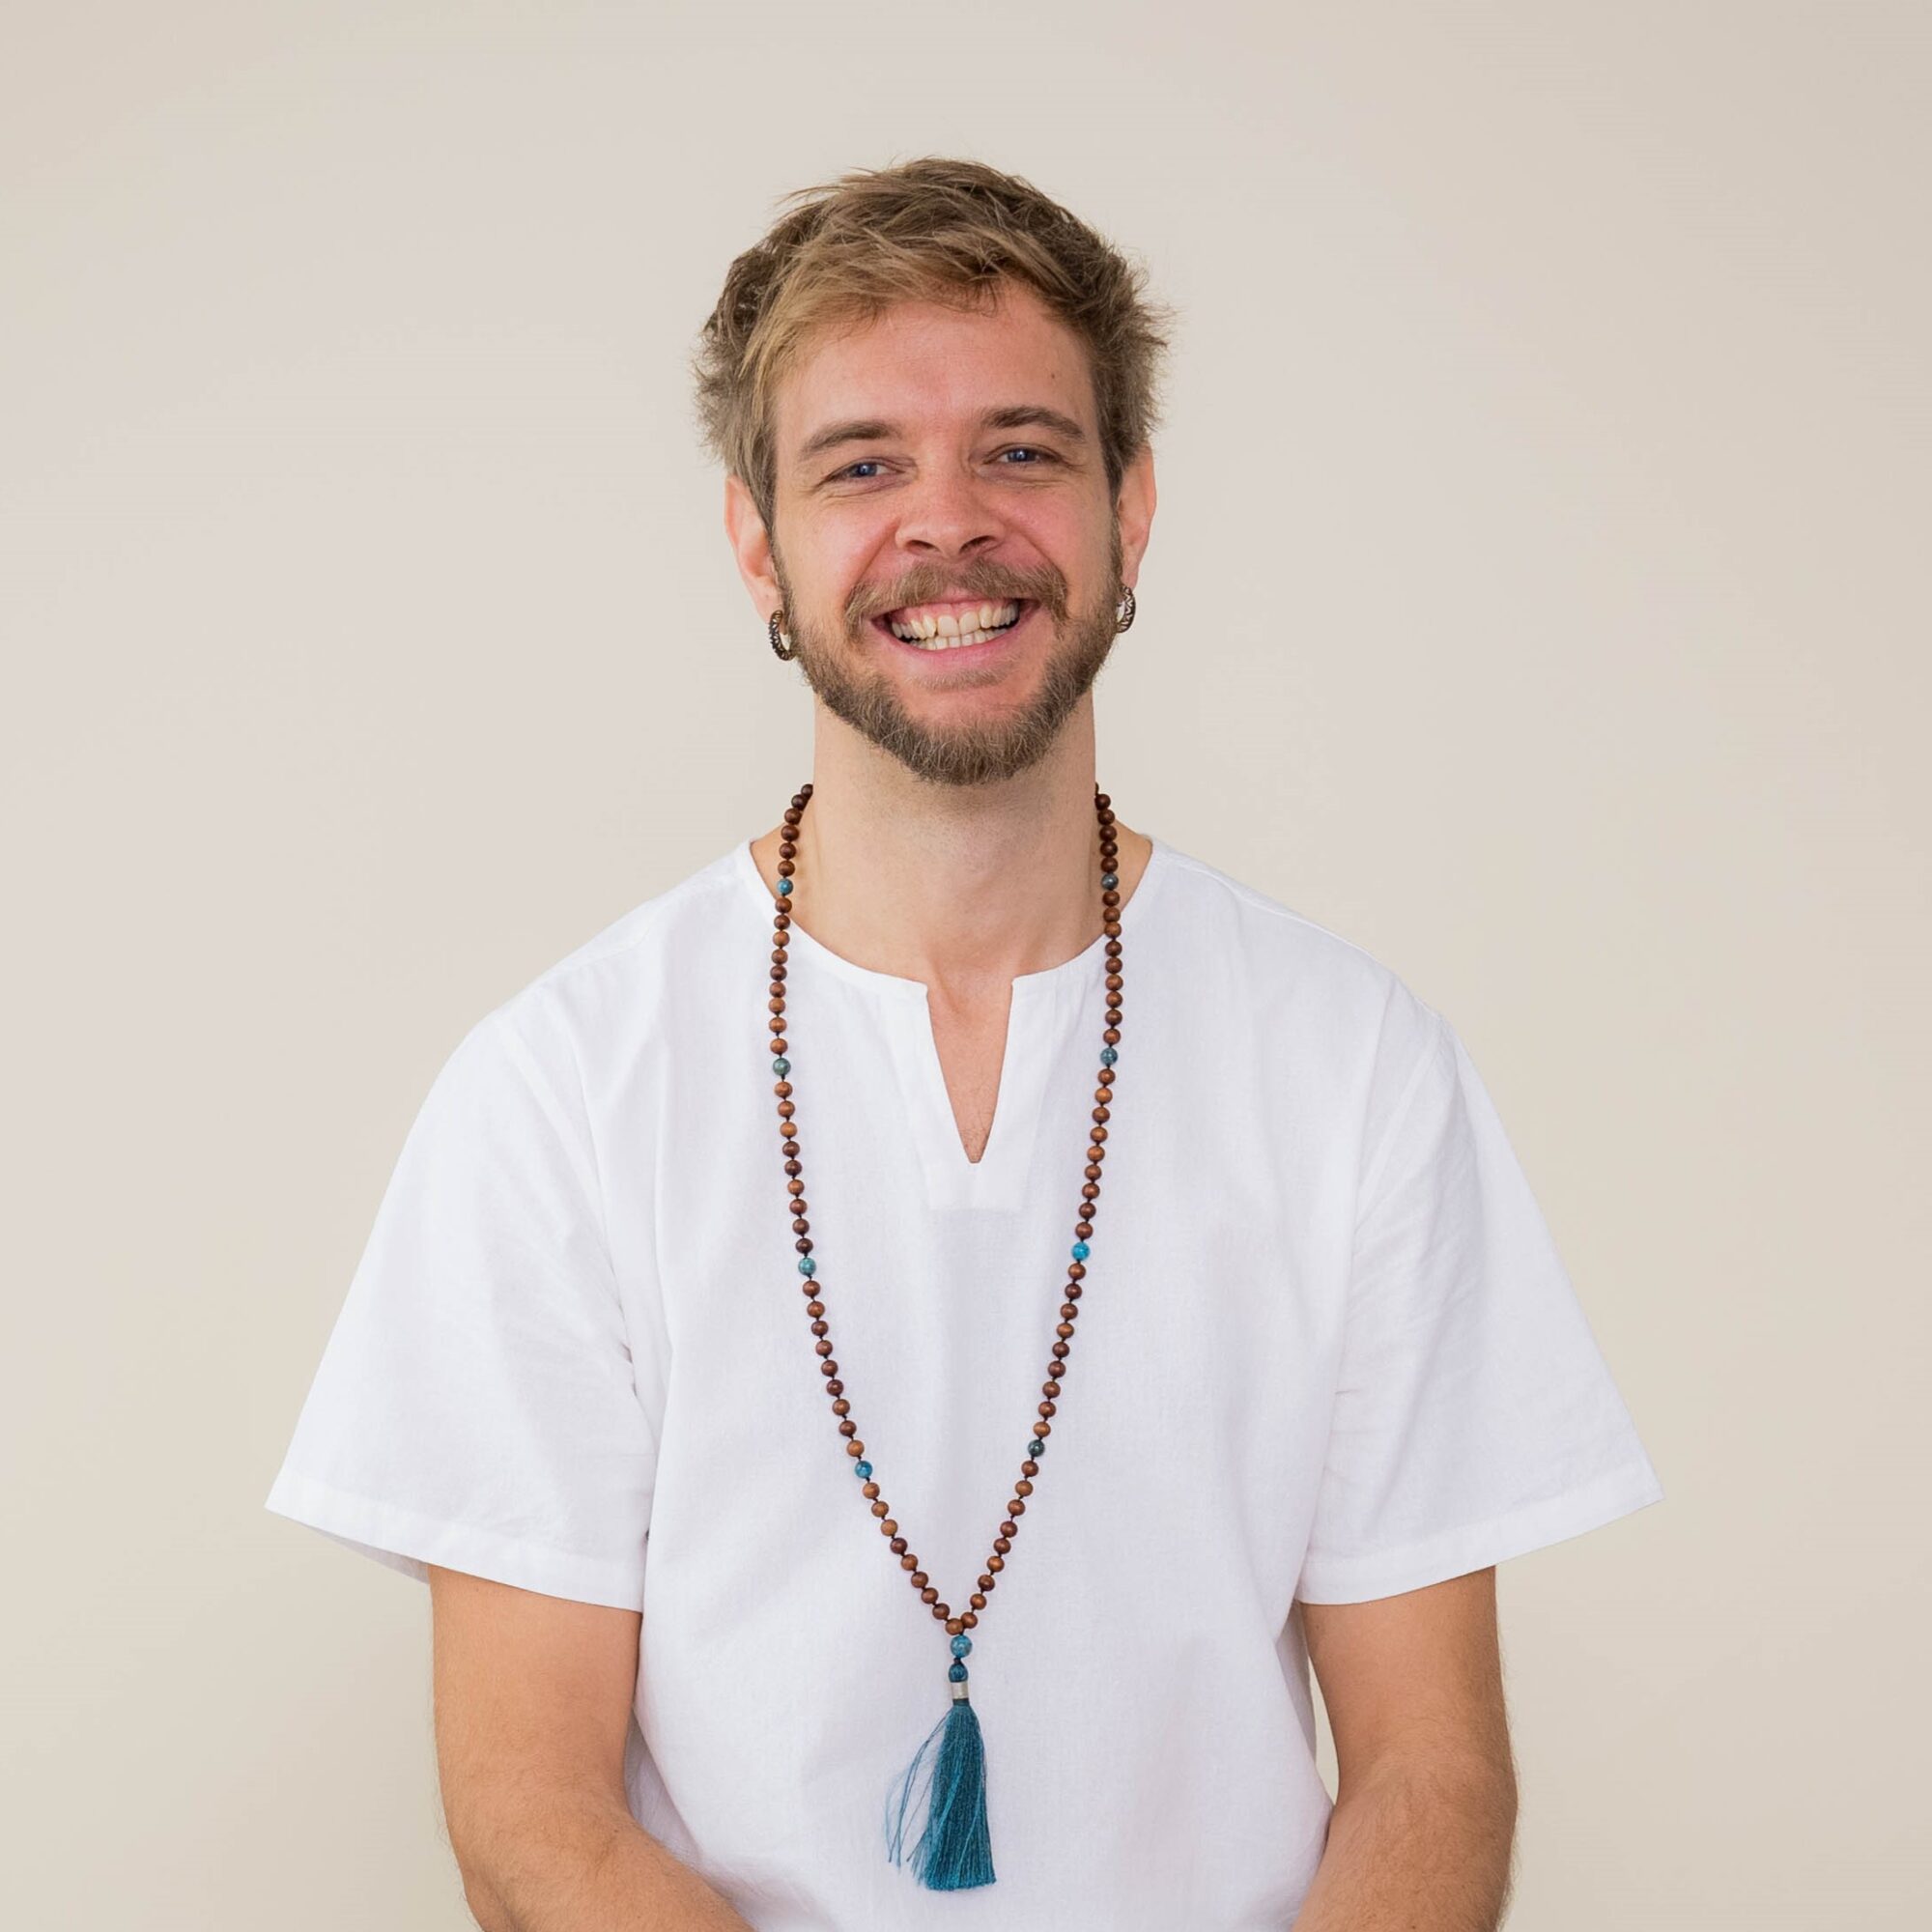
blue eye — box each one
[998,446,1054,465]
[837,460,885,480]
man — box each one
[267,156,1663,1930]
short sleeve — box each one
[265,1007,659,1611]
[1296,1001,1664,1604]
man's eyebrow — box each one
[793,405,1090,470]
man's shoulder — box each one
[1149,838,1433,1046]
[469,839,753,1071]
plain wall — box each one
[3,2,1926,1925]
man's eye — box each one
[834,460,886,481]
[996,446,1056,466]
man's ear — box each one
[1116,443,1156,589]
[724,473,781,620]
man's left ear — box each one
[1117,444,1156,584]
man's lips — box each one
[869,599,1037,654]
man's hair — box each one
[691,156,1177,534]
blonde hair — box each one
[691,156,1177,533]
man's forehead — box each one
[775,291,1095,460]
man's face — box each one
[745,281,1152,788]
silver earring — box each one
[1115,586,1137,634]
[769,609,797,662]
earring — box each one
[769,609,797,661]
[1115,585,1137,634]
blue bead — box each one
[1099,1045,1118,1066]
[777,878,792,895]
[854,1460,871,1479]
[1071,1240,1090,1262]
[948,1662,969,1683]
[951,1634,973,1657]
[772,1055,789,1076]
[798,1256,815,1276]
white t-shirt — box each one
[266,831,1663,1930]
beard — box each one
[771,523,1127,790]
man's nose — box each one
[892,464,1008,560]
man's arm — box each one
[427,1566,753,1932]
[1293,1567,1519,1931]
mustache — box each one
[850,569,1069,624]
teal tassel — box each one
[884,1691,995,1889]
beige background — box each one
[4,2,1926,1925]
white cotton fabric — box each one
[266,832,1663,1930]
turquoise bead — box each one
[1099,1045,1117,1066]
[951,1634,973,1658]
[948,1662,969,1683]
[772,1055,789,1076]
[855,1460,871,1479]
[798,1256,815,1276]
[1071,1240,1090,1262]
[777,878,792,895]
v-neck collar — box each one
[732,833,1173,1211]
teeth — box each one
[888,600,1021,643]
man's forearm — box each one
[456,1788,754,1932]
[1293,1752,1518,1931]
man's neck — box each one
[747,726,1151,1009]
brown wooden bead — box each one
[993,1536,1011,1554]
[911,1571,928,1588]
[921,1587,938,1605]
[986,1554,1004,1573]
[959,1611,978,1630]
[970,1593,987,1609]
[1014,1479,1033,1496]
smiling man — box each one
[266,157,1665,1931]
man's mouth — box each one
[871,598,1031,652]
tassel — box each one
[884,1679,995,1889]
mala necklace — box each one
[764,781,1126,1892]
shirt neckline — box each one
[732,829,1173,1001]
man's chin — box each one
[793,612,1120,787]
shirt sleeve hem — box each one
[264,1467,647,1613]
[1293,1457,1665,1605]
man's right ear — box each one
[724,473,781,617]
